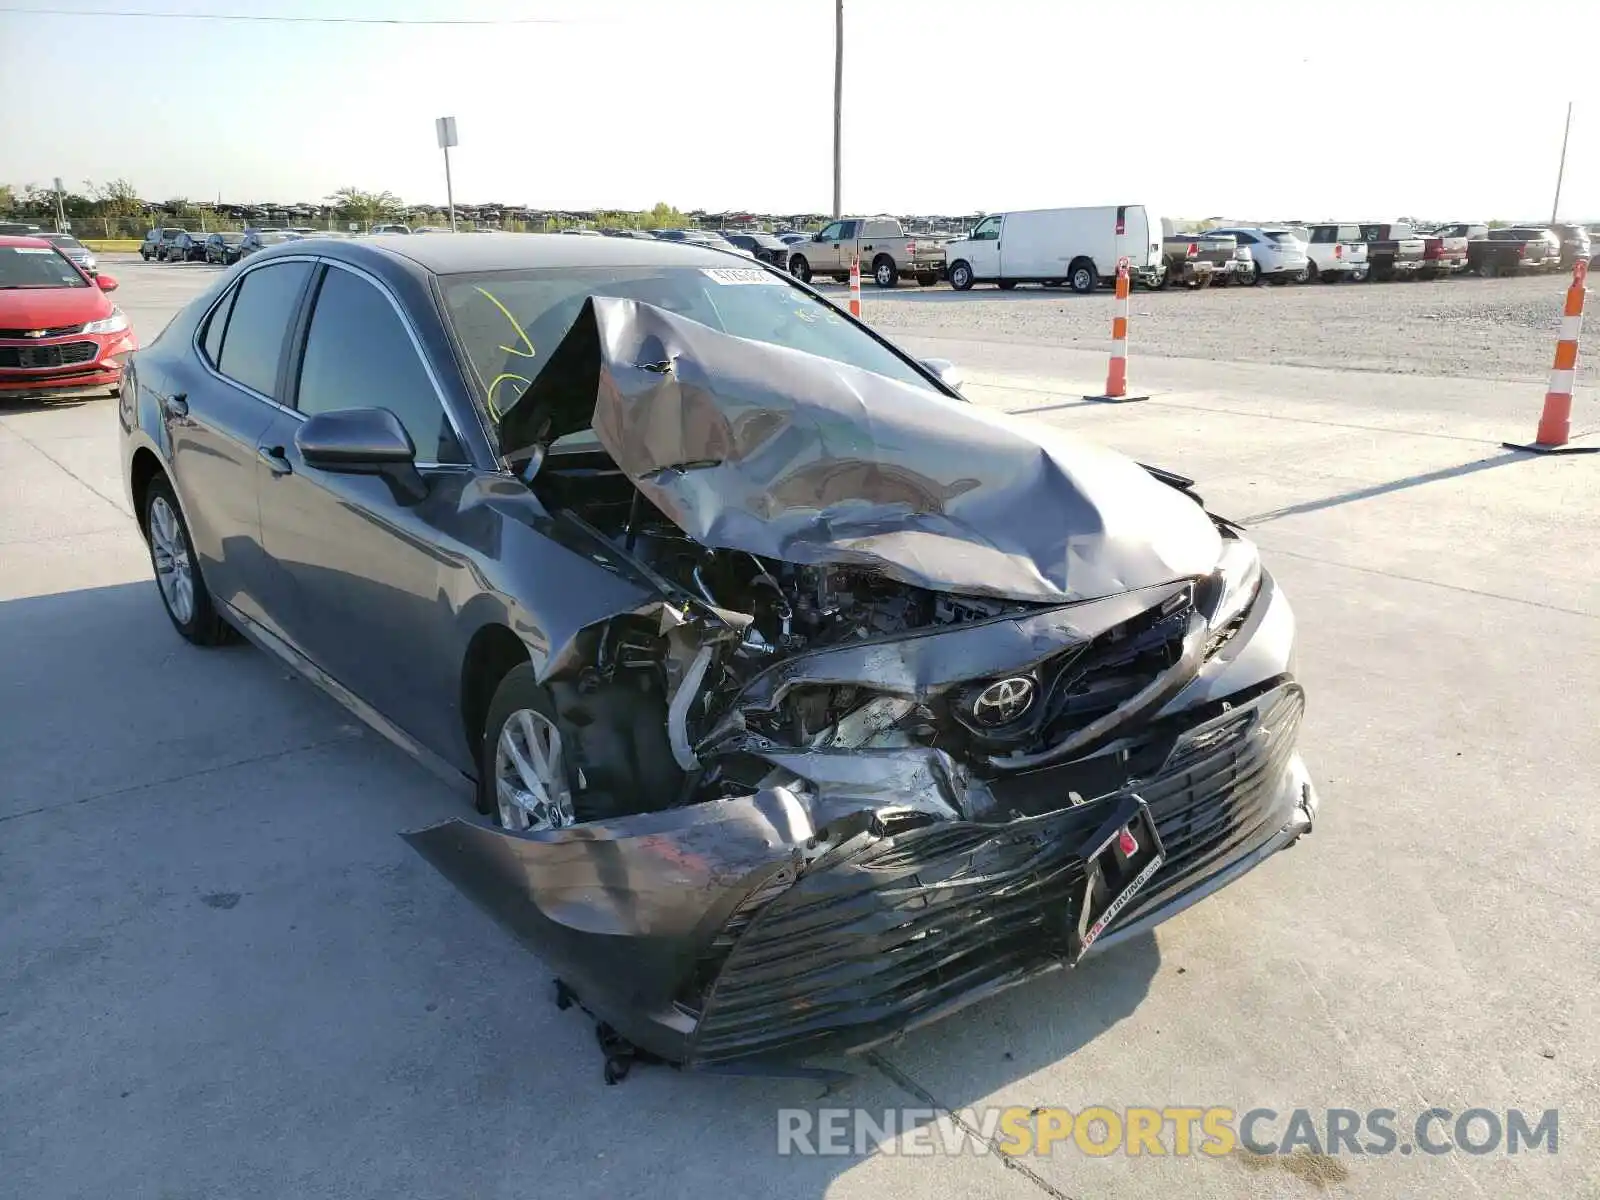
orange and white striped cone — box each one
[1504,259,1596,455]
[1085,257,1149,402]
[848,254,862,319]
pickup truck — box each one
[1468,228,1562,277]
[1303,223,1370,282]
[1357,224,1427,280]
[1417,230,1468,279]
[1156,230,1237,288]
[785,216,944,288]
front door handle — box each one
[163,393,188,417]
[257,446,293,476]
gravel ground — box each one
[858,271,1594,385]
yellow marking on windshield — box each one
[470,286,539,419]
[485,372,533,420]
[473,286,538,360]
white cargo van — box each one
[942,205,1164,294]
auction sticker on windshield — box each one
[701,267,783,285]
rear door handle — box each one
[257,446,292,476]
[163,393,188,417]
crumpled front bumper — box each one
[406,681,1316,1070]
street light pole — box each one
[1550,101,1572,225]
[832,0,843,219]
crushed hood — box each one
[500,296,1220,603]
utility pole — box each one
[832,0,843,219]
[1550,101,1572,224]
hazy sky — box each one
[2,0,1595,221]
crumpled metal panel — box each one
[499,296,1220,603]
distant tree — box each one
[328,186,403,225]
[87,178,143,217]
[646,201,687,228]
[0,183,14,214]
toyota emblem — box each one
[972,677,1034,726]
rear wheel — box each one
[916,273,939,286]
[948,260,974,291]
[143,476,233,646]
[788,254,811,283]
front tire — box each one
[1305,260,1320,283]
[788,254,811,283]
[143,476,233,646]
[872,255,898,288]
[1068,260,1099,294]
[996,280,1018,290]
[948,260,974,291]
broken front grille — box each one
[687,682,1304,1066]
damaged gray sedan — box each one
[119,233,1318,1080]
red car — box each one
[0,235,137,401]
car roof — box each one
[328,231,747,274]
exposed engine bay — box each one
[526,455,1234,832]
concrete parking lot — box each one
[3,253,1598,1199]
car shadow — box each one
[0,577,1162,1199]
[0,393,110,412]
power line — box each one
[0,5,578,23]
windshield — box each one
[0,245,88,288]
[439,264,939,426]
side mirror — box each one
[295,407,427,503]
[921,358,964,393]
[96,274,119,292]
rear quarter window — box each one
[213,261,313,396]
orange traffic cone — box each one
[1085,257,1149,403]
[1504,260,1596,455]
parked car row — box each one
[130,213,1599,298]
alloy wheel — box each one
[493,708,575,832]
[148,495,195,625]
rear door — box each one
[252,260,478,756]
[178,257,316,626]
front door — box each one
[253,261,478,757]
[966,215,1002,280]
[812,219,854,274]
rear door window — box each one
[214,260,312,397]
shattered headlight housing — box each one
[1208,535,1262,634]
